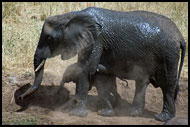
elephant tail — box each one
[174,39,186,101]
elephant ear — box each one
[61,14,102,59]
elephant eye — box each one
[47,35,53,45]
[47,35,52,41]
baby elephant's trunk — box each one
[54,78,66,95]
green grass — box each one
[4,118,38,125]
[2,112,40,125]
[2,2,188,75]
[2,111,52,125]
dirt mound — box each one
[14,83,70,112]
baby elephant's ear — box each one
[64,14,102,53]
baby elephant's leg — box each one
[94,73,120,116]
[109,77,122,108]
[55,63,90,117]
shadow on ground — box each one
[15,83,157,119]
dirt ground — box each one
[2,66,188,125]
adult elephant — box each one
[18,7,186,122]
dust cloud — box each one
[45,55,77,82]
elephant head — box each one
[18,13,102,100]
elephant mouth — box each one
[35,59,45,72]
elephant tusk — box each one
[35,60,45,72]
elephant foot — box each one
[155,112,174,122]
[97,108,115,117]
[69,98,88,117]
[70,106,88,117]
[129,107,143,117]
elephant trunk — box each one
[18,50,46,100]
[55,78,66,95]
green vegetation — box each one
[4,118,38,125]
[2,2,188,75]
[2,113,40,125]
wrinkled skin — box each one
[18,7,186,121]
[55,63,121,117]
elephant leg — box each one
[94,73,117,116]
[155,84,176,122]
[155,59,177,121]
[130,79,149,117]
[109,77,122,108]
[96,64,121,107]
[69,71,89,117]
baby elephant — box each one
[55,63,121,116]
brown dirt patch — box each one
[2,70,188,125]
